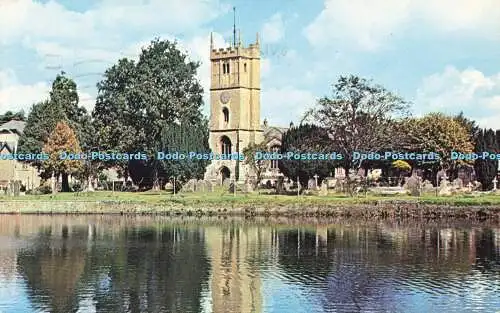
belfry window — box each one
[222,107,229,123]
[222,62,230,74]
[220,136,232,155]
[244,63,247,72]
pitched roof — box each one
[262,124,288,137]
[0,120,26,134]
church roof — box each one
[0,120,26,135]
[262,124,288,144]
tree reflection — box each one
[17,225,88,313]
[82,226,210,313]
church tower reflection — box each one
[205,226,271,313]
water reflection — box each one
[0,216,498,313]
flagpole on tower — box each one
[233,6,237,47]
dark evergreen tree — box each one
[17,100,67,175]
[496,129,500,150]
[278,124,340,189]
[454,111,480,141]
[474,129,498,190]
[129,119,211,189]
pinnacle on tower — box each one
[238,29,242,46]
[256,32,260,46]
[210,32,214,49]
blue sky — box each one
[0,0,499,128]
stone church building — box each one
[204,32,287,185]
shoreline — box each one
[0,200,499,221]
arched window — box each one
[244,63,247,72]
[222,107,229,123]
[270,145,280,169]
[220,136,232,155]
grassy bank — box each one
[3,190,500,205]
[0,191,499,220]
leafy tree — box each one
[400,113,474,177]
[93,39,207,188]
[303,75,409,174]
[474,129,498,190]
[243,142,270,189]
[92,59,138,179]
[42,122,84,192]
[0,110,25,123]
[278,124,339,189]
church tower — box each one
[204,31,263,183]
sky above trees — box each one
[0,0,499,128]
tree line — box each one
[263,76,498,190]
[2,38,497,192]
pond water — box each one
[0,215,498,313]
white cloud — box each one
[0,0,227,46]
[261,59,272,78]
[0,69,50,113]
[261,86,316,126]
[261,13,285,44]
[0,68,96,114]
[0,0,231,117]
[305,0,500,50]
[415,66,500,129]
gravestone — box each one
[276,177,285,194]
[405,175,421,196]
[473,181,482,191]
[452,178,463,189]
[422,180,434,193]
[195,180,206,192]
[206,180,214,193]
[181,179,197,192]
[313,174,320,190]
[13,181,20,197]
[7,181,13,196]
[438,176,452,196]
[308,178,316,190]
[319,183,328,196]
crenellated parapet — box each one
[210,45,260,60]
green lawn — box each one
[2,190,500,207]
